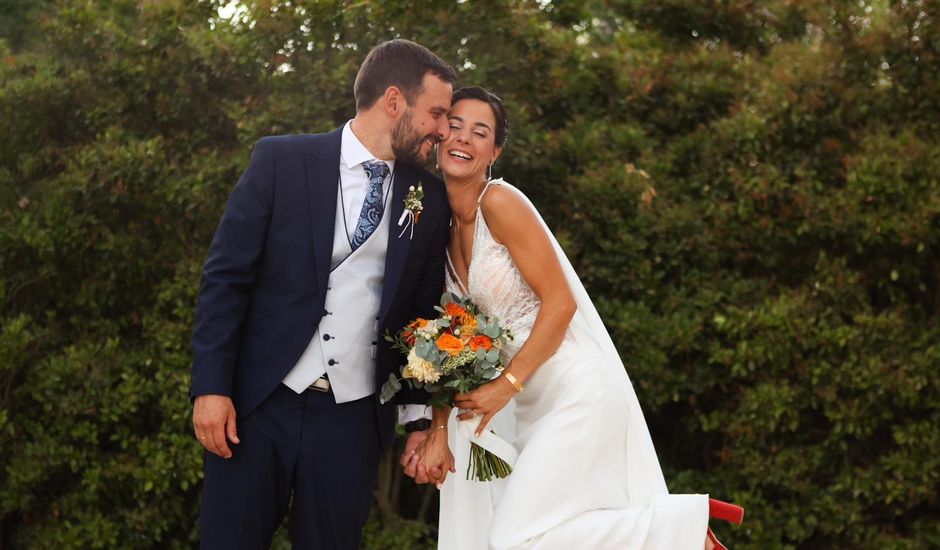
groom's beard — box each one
[392,110,433,166]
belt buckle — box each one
[309,375,331,393]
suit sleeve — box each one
[190,138,275,400]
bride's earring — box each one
[487,162,493,181]
[434,144,440,171]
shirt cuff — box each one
[398,404,431,424]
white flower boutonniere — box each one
[397,182,424,239]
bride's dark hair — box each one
[451,86,510,148]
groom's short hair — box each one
[354,39,457,111]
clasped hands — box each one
[400,375,516,486]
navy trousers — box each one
[199,384,381,549]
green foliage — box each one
[1,0,937,548]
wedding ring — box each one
[200,436,207,440]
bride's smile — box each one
[437,98,503,189]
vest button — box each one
[323,334,331,341]
[328,359,337,366]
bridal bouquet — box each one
[380,293,514,481]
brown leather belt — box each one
[308,374,331,393]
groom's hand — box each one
[400,431,427,470]
[193,395,240,459]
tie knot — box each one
[362,160,389,182]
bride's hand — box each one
[454,376,517,435]
[414,428,456,487]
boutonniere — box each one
[397,182,424,239]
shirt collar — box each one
[342,120,395,174]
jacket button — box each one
[323,334,331,341]
[328,359,337,366]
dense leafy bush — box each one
[2,1,936,548]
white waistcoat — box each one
[281,182,391,403]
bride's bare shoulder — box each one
[479,183,543,245]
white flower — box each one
[403,349,441,384]
[416,322,439,339]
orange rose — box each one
[436,333,464,356]
[468,335,492,352]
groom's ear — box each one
[383,86,406,119]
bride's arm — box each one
[455,186,576,433]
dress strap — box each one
[445,249,470,297]
[476,179,496,205]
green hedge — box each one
[1,1,937,548]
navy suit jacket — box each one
[190,127,449,449]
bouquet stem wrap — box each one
[456,414,518,481]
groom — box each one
[190,39,455,548]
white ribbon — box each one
[455,413,518,467]
[397,209,416,239]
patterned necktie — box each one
[351,160,389,250]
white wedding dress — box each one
[438,179,709,550]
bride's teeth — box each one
[449,150,471,160]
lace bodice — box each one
[445,181,541,358]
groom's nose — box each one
[436,116,450,141]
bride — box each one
[402,86,743,550]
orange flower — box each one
[403,318,428,346]
[436,333,464,356]
[461,315,478,331]
[468,335,492,352]
[445,302,469,322]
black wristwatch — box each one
[404,418,431,433]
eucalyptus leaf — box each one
[416,340,431,357]
[379,374,402,404]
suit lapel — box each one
[379,163,417,322]
[305,128,343,297]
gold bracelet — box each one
[431,424,447,431]
[503,371,524,393]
